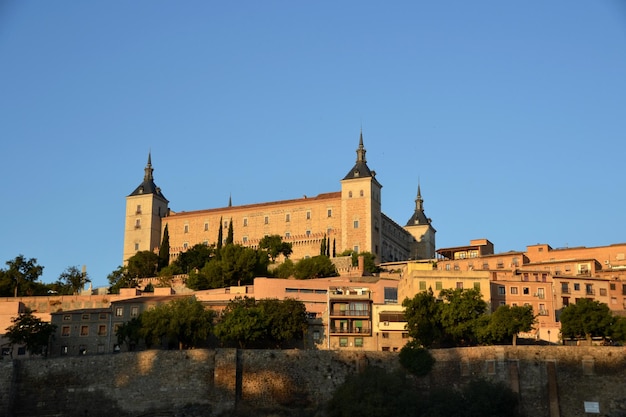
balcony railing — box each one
[330,327,372,335]
[330,309,371,317]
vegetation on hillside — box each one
[5,308,57,356]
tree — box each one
[398,340,436,376]
[174,243,214,273]
[5,308,56,356]
[272,259,295,278]
[402,288,443,348]
[294,255,338,279]
[560,298,614,342]
[140,296,215,350]
[158,224,170,271]
[115,317,142,351]
[320,235,327,257]
[257,298,308,347]
[3,255,44,297]
[259,235,293,262]
[57,265,90,295]
[214,297,265,348]
[107,265,138,294]
[484,305,535,345]
[438,288,488,347]
[226,218,234,245]
[126,251,159,278]
[216,216,223,258]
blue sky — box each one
[1,1,625,289]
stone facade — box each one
[3,346,626,417]
[122,132,436,266]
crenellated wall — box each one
[2,346,626,417]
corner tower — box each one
[123,153,169,263]
[404,183,436,259]
[340,131,382,260]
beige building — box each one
[123,132,436,267]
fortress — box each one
[123,132,436,265]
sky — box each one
[1,1,625,289]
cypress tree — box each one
[326,237,331,257]
[320,235,327,256]
[226,217,234,245]
[332,239,336,258]
[217,216,223,259]
[158,224,170,270]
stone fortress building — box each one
[123,132,436,266]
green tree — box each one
[272,259,295,278]
[214,297,265,348]
[174,243,214,273]
[115,317,143,351]
[259,235,293,262]
[140,296,215,350]
[320,235,327,257]
[398,340,436,376]
[610,316,626,343]
[294,255,338,279]
[107,265,138,294]
[158,224,170,271]
[2,255,45,297]
[216,216,224,258]
[226,218,234,245]
[560,298,614,342]
[258,298,308,347]
[126,250,159,278]
[5,308,56,356]
[438,288,488,346]
[402,288,443,348]
[327,366,420,417]
[57,265,90,295]
[484,304,535,345]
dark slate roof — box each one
[343,131,378,181]
[128,153,168,201]
[405,209,430,226]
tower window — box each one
[184,224,189,233]
[204,222,209,231]
[360,190,364,197]
[136,205,142,214]
[134,243,139,251]
[306,230,311,237]
[306,211,311,220]
[349,191,352,198]
[327,209,332,217]
[242,236,248,244]
[353,220,359,229]
[243,218,248,227]
[264,216,269,225]
[285,213,290,222]
[135,219,141,229]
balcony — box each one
[330,326,372,335]
[330,309,371,317]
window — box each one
[306,230,311,237]
[63,314,71,321]
[130,306,139,317]
[510,287,518,295]
[327,209,332,218]
[285,232,290,238]
[419,281,426,291]
[98,325,107,336]
[349,191,353,198]
[384,287,398,304]
[610,283,616,291]
[339,337,348,347]
[242,218,247,227]
[82,314,90,320]
[561,282,570,294]
[562,297,570,306]
[498,286,505,295]
[204,222,209,231]
[435,282,442,290]
[353,220,359,229]
[586,284,594,295]
[285,213,290,222]
[313,330,320,341]
[134,243,139,251]
[445,264,451,271]
[474,282,481,291]
[523,287,530,295]
[183,242,188,250]
[115,307,123,317]
[574,283,580,291]
[382,332,389,339]
[523,273,529,282]
[135,205,142,214]
[306,211,311,220]
[80,326,89,336]
[456,282,463,289]
[242,236,248,244]
[359,190,364,197]
[62,326,70,337]
[600,288,607,296]
[264,216,269,225]
[353,246,359,253]
[355,337,363,347]
[134,219,141,229]
[184,224,189,233]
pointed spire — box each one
[144,152,154,182]
[415,181,424,212]
[356,130,367,163]
[228,194,232,207]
